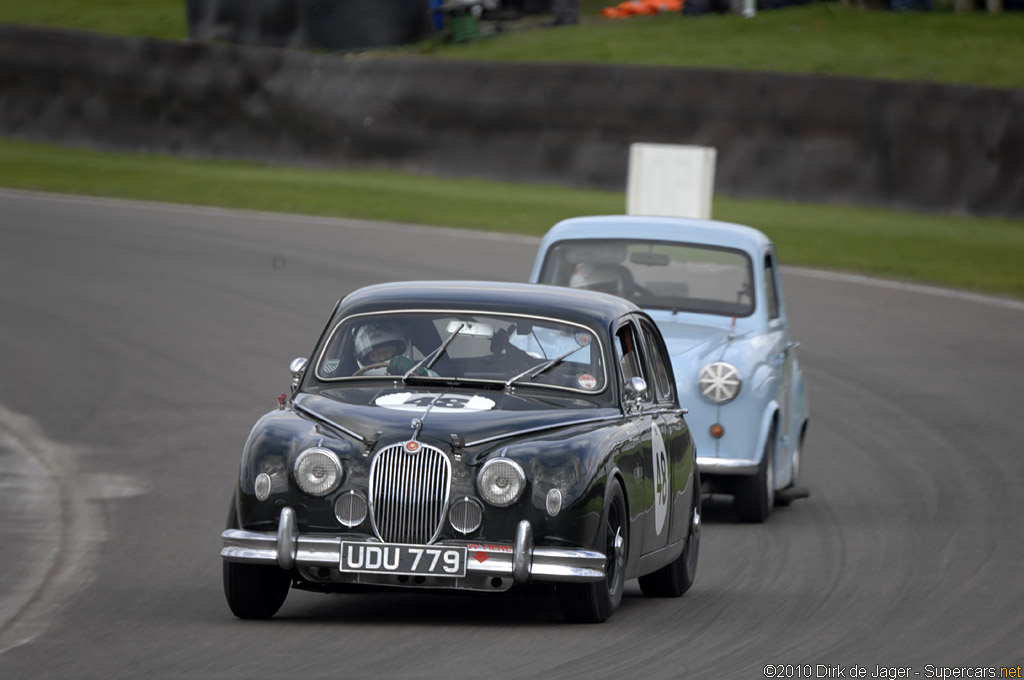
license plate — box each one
[340,542,467,578]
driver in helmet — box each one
[568,263,627,296]
[353,321,411,376]
[352,320,438,377]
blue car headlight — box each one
[698,362,742,404]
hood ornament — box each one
[410,417,423,443]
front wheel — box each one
[775,427,804,507]
[223,496,291,619]
[734,424,775,523]
[557,480,628,623]
[639,468,700,597]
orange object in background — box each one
[600,0,682,18]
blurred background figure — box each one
[551,0,579,23]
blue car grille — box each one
[368,443,452,544]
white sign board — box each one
[626,143,716,219]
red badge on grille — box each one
[404,441,420,453]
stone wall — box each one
[1,23,1020,216]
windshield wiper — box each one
[505,343,587,389]
[403,323,464,383]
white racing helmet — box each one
[568,263,625,296]
[354,321,408,367]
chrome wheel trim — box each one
[605,499,626,599]
[791,436,802,486]
[686,504,701,578]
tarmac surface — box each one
[1,189,1022,678]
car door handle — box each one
[772,341,800,364]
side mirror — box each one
[289,357,307,390]
[623,376,648,408]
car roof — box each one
[537,215,773,256]
[335,280,642,328]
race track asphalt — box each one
[1,189,1021,679]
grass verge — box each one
[2,3,1023,90]
[0,0,186,41]
[2,136,1022,299]
[396,3,1024,91]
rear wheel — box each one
[734,424,775,523]
[223,497,291,619]
[639,468,701,597]
[557,480,627,623]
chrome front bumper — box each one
[221,508,606,588]
[697,456,759,475]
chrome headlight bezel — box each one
[293,447,343,496]
[698,361,743,404]
[477,458,526,507]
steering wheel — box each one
[354,361,391,376]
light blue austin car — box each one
[530,216,809,522]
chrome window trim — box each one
[312,309,609,396]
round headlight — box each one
[478,459,525,507]
[698,362,742,404]
[294,448,342,496]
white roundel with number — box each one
[375,392,495,413]
[652,422,669,536]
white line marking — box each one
[0,405,129,655]
[3,188,1021,310]
[784,267,1024,312]
[0,188,539,245]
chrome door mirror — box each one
[623,376,648,411]
[289,357,307,390]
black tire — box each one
[223,496,291,620]
[734,424,775,523]
[557,480,628,623]
[639,468,700,597]
[775,427,804,508]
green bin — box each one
[449,10,478,43]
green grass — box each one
[0,0,187,40]
[2,2,1023,89]
[413,3,1024,90]
[4,137,1022,299]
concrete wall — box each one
[1,23,1021,217]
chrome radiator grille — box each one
[369,442,452,544]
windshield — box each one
[315,311,607,393]
[539,239,755,317]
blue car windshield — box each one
[315,311,607,393]
[539,239,755,317]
